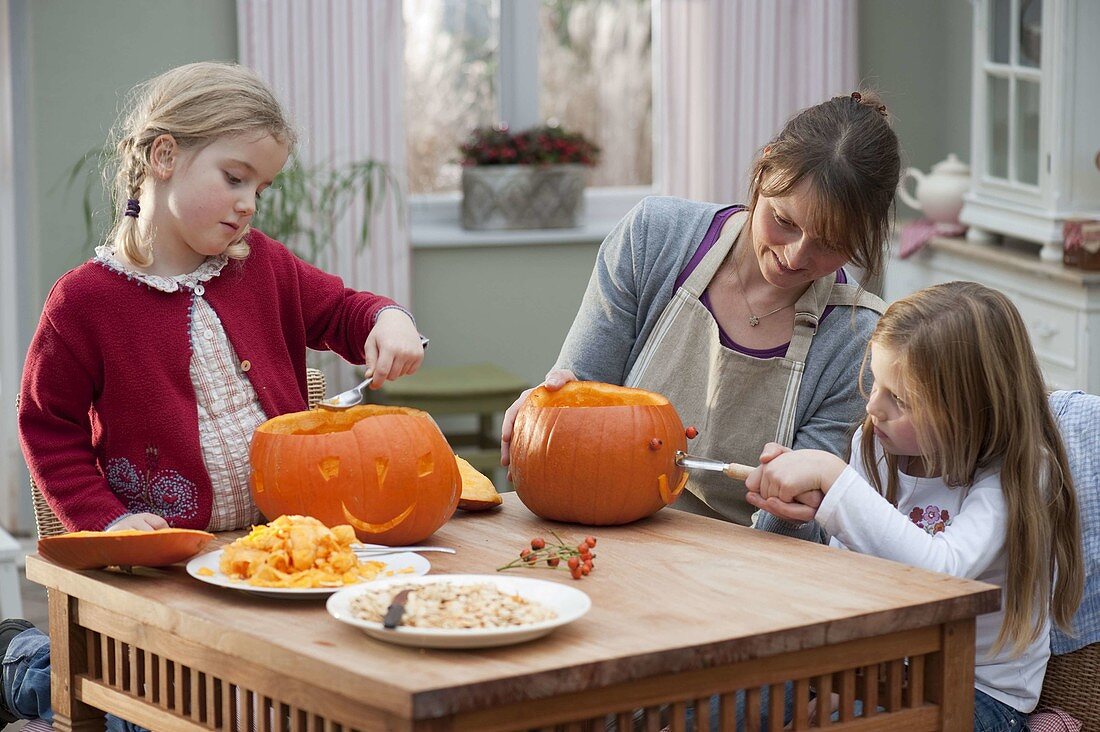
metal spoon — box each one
[351,544,456,556]
[674,451,755,481]
[316,376,372,410]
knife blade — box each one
[382,589,411,629]
[674,451,754,481]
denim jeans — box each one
[670,682,795,731]
[973,689,1029,732]
[3,628,147,732]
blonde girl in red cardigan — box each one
[18,61,425,535]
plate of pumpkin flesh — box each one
[186,514,431,599]
[38,528,216,570]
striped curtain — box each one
[659,0,858,203]
[237,0,409,309]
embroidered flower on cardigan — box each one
[105,446,199,524]
[908,504,951,536]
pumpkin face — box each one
[510,381,688,525]
[250,405,460,545]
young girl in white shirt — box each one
[745,280,1083,728]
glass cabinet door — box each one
[983,0,1043,189]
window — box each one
[403,0,653,196]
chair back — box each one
[23,368,327,539]
[1038,390,1100,726]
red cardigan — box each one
[19,230,398,531]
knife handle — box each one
[724,462,754,481]
[383,589,410,629]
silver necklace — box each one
[730,256,791,327]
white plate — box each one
[186,546,431,599]
[326,574,591,649]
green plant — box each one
[65,149,400,264]
[251,157,401,264]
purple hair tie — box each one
[124,198,140,218]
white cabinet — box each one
[884,236,1100,393]
[960,0,1100,261]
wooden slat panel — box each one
[190,667,201,724]
[814,673,833,726]
[886,659,904,711]
[745,687,761,731]
[695,697,708,731]
[792,679,810,729]
[644,706,661,732]
[222,682,233,732]
[769,683,786,727]
[861,664,879,717]
[717,692,735,732]
[906,655,925,707]
[100,630,111,686]
[204,672,216,728]
[615,711,633,731]
[84,628,98,680]
[156,654,167,707]
[116,639,127,692]
[837,669,856,721]
[669,700,687,732]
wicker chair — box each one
[25,368,326,539]
[1037,390,1100,729]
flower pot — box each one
[461,164,588,230]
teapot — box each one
[897,154,971,229]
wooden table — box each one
[27,494,999,731]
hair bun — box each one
[850,90,888,118]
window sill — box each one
[408,187,649,250]
[410,218,620,249]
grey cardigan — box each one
[555,196,880,509]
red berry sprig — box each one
[497,529,598,580]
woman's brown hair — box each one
[859,281,1083,655]
[748,91,901,277]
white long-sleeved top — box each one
[816,429,1049,713]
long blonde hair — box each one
[104,62,296,267]
[859,281,1082,655]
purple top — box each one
[677,205,847,359]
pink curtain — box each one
[659,0,858,203]
[237,0,409,307]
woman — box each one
[501,92,902,528]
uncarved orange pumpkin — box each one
[250,405,460,546]
[510,381,688,525]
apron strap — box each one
[828,282,887,314]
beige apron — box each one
[625,210,884,526]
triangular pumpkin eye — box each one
[417,451,434,477]
[375,456,389,486]
[318,456,340,481]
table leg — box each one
[48,591,105,731]
[924,618,976,727]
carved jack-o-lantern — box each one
[509,382,688,525]
[249,405,460,545]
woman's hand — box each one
[745,444,844,523]
[363,310,424,389]
[107,512,169,532]
[500,369,577,470]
